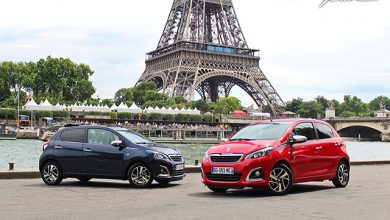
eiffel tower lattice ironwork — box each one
[137,0,285,116]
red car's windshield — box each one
[230,122,292,141]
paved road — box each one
[0,165,389,220]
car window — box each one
[87,129,120,145]
[292,123,316,141]
[60,129,85,143]
[315,123,334,139]
[117,130,153,144]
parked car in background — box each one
[201,119,350,195]
[39,125,185,187]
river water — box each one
[0,140,390,170]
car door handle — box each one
[335,142,341,147]
[54,145,62,149]
[315,146,323,151]
[83,148,92,152]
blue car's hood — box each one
[138,143,180,155]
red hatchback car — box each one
[201,119,350,195]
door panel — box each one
[315,122,341,175]
[290,123,323,180]
[54,128,86,174]
[83,129,124,176]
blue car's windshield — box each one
[117,130,153,144]
[230,122,292,141]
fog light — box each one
[157,165,170,178]
[246,167,264,182]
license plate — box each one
[176,164,184,170]
[211,167,234,175]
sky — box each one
[0,0,389,107]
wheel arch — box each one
[39,158,61,171]
[123,158,151,179]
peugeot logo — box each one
[226,147,231,152]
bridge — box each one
[326,118,390,142]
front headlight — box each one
[148,151,171,161]
[244,147,273,160]
[203,151,209,160]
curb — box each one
[1,161,390,179]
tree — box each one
[286,98,303,113]
[101,99,114,107]
[212,97,242,114]
[369,96,390,111]
[87,98,100,106]
[339,95,369,117]
[132,82,157,106]
[297,101,323,119]
[114,88,134,106]
[315,96,329,110]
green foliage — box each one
[211,97,242,114]
[149,113,163,121]
[0,57,96,106]
[0,108,16,119]
[118,112,132,120]
[174,96,187,104]
[286,98,303,113]
[203,114,214,123]
[297,101,324,118]
[163,114,175,121]
[35,110,52,118]
[114,88,134,106]
[339,95,368,117]
[186,99,209,112]
[175,113,190,122]
[190,114,203,122]
[87,98,100,106]
[101,99,114,107]
[369,96,390,111]
[141,113,151,120]
[52,111,70,118]
[133,82,158,106]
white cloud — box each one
[0,0,389,106]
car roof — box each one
[255,118,327,124]
[63,124,124,130]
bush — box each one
[203,114,214,123]
[53,111,70,118]
[163,114,175,121]
[118,112,132,120]
[149,113,163,121]
[35,110,52,118]
[175,113,190,122]
[0,108,16,119]
[190,114,203,122]
[141,113,151,120]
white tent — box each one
[23,99,40,110]
[110,104,118,111]
[54,103,65,111]
[128,103,142,114]
[38,99,55,111]
[117,102,132,113]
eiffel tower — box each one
[137,0,284,116]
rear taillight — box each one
[43,141,51,151]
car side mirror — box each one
[111,140,124,147]
[291,135,307,144]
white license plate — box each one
[176,164,184,170]
[211,167,234,175]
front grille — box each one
[173,170,185,176]
[169,155,183,162]
[206,173,242,182]
[210,154,242,163]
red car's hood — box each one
[208,140,276,154]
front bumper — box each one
[152,159,186,182]
[201,156,274,187]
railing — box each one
[146,41,259,60]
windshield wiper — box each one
[135,142,152,144]
[229,138,255,141]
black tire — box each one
[332,160,350,188]
[128,163,153,188]
[41,161,63,186]
[266,163,293,196]
[77,177,92,182]
[156,180,170,185]
[207,186,228,193]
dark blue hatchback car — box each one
[39,125,185,187]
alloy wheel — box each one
[267,164,292,195]
[337,163,349,186]
[43,164,59,183]
[130,165,151,187]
